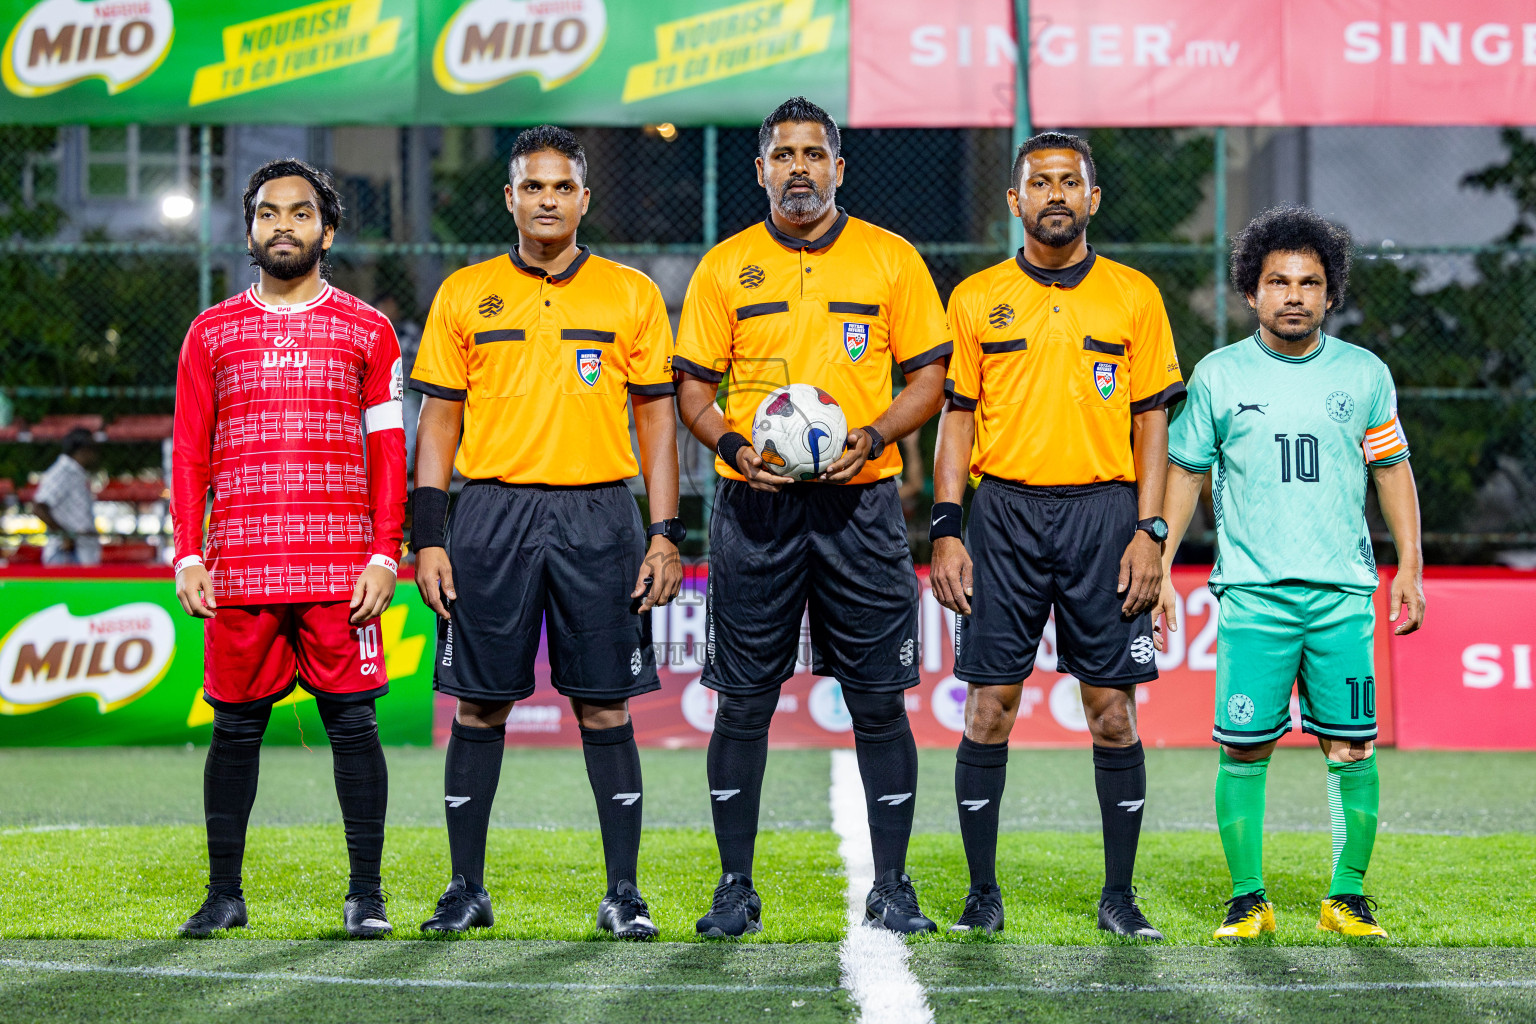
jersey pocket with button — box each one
[469,329,528,398]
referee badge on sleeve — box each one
[843,322,868,362]
[576,348,602,387]
[1093,361,1117,400]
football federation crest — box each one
[738,264,765,288]
[478,294,503,317]
[843,322,868,362]
[576,348,602,387]
[988,303,1014,328]
[1093,361,1117,399]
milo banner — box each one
[0,0,848,124]
[0,568,437,745]
[0,0,418,123]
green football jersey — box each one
[1168,332,1410,595]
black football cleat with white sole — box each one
[597,880,660,940]
[344,889,392,938]
[695,872,762,939]
[949,883,1005,935]
[865,869,937,934]
[178,887,248,938]
[1097,888,1165,940]
[420,875,494,933]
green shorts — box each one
[1213,583,1378,747]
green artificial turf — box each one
[0,826,845,943]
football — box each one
[751,383,849,481]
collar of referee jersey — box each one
[1014,244,1096,288]
[507,243,592,283]
[763,207,849,252]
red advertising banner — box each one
[1391,571,1536,750]
[433,567,1398,750]
[847,0,1536,127]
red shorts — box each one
[203,602,387,708]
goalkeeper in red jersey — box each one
[170,159,407,938]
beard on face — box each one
[1264,307,1323,342]
[772,175,834,224]
[249,233,325,281]
[1026,205,1086,248]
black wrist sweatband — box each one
[410,486,450,550]
[929,502,964,542]
[716,431,751,472]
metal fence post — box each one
[702,124,718,248]
[1212,126,1228,348]
[198,124,213,310]
[1009,0,1031,254]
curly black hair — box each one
[1012,131,1096,191]
[1229,205,1353,311]
[759,96,841,159]
[242,158,344,235]
[508,124,587,185]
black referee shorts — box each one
[704,477,920,696]
[955,477,1157,688]
[433,480,660,705]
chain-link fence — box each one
[2,124,1533,563]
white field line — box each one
[0,957,1532,998]
[0,959,834,994]
[828,748,934,1024]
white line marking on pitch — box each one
[0,959,836,994]
[1,958,1531,998]
[829,748,934,1024]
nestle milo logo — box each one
[3,0,174,98]
[0,602,175,714]
[434,0,606,94]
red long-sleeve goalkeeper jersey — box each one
[172,283,407,604]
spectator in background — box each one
[34,427,101,566]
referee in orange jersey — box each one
[932,133,1185,939]
[675,97,952,938]
[408,126,684,940]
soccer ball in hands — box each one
[751,383,849,481]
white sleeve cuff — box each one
[174,555,204,574]
[368,554,399,576]
[364,400,404,434]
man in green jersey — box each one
[1155,206,1425,940]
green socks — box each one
[1325,753,1380,896]
[1215,749,1270,898]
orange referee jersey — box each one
[946,248,1185,485]
[409,246,674,485]
[674,210,951,485]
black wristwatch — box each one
[648,518,687,544]
[861,425,886,460]
[1135,516,1169,543]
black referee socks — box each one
[955,736,1009,889]
[707,690,778,879]
[845,690,919,879]
[580,719,644,893]
[1093,741,1147,894]
[444,719,505,889]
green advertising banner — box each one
[0,0,848,124]
[0,572,437,746]
[1,0,418,123]
[420,0,846,125]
